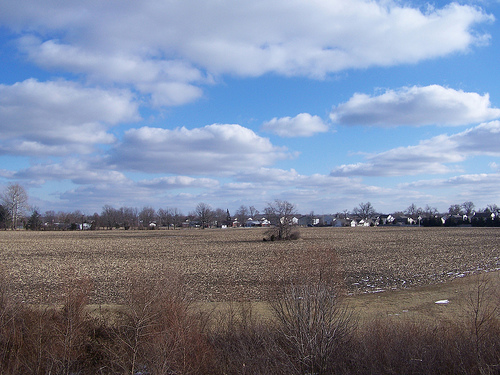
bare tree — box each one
[43,210,57,230]
[405,203,422,218]
[249,205,259,218]
[157,208,169,228]
[213,208,230,227]
[264,199,299,240]
[423,205,438,217]
[235,205,250,227]
[353,202,375,220]
[1,183,28,229]
[195,202,214,228]
[462,201,475,216]
[101,205,119,229]
[486,204,499,213]
[139,206,156,229]
[170,207,183,229]
[120,206,138,229]
[448,204,462,215]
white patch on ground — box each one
[435,299,450,304]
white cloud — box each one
[110,124,293,175]
[0,79,139,155]
[14,159,129,186]
[331,121,500,177]
[141,82,204,107]
[19,37,206,107]
[262,113,329,137]
[455,120,500,155]
[233,168,368,199]
[3,0,493,104]
[399,172,500,208]
[138,176,219,189]
[330,85,500,126]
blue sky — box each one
[1,0,500,215]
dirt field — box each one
[0,227,499,305]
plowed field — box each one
[0,227,498,304]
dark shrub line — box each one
[0,268,498,374]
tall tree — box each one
[214,208,229,227]
[448,204,462,215]
[139,206,157,228]
[353,202,375,220]
[1,183,28,229]
[157,208,170,228]
[405,203,422,217]
[195,202,214,228]
[27,209,42,230]
[170,208,183,229]
[43,210,57,230]
[249,205,259,218]
[461,201,475,216]
[235,205,250,227]
[121,206,138,229]
[423,205,438,217]
[101,205,118,229]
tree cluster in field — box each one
[1,183,500,231]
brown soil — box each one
[0,227,498,307]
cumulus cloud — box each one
[2,0,493,104]
[262,113,329,137]
[110,124,293,175]
[330,85,500,126]
[0,79,139,155]
[331,121,500,177]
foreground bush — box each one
[0,269,216,375]
[0,266,498,374]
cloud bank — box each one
[330,85,500,127]
[110,124,293,175]
[2,1,493,106]
[0,79,139,155]
[331,121,500,177]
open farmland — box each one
[0,227,499,304]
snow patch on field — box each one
[435,299,450,305]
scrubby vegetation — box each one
[0,252,499,374]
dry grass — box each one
[0,227,498,304]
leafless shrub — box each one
[14,268,101,375]
[53,268,94,374]
[269,282,356,374]
[349,275,500,375]
[266,246,356,374]
[350,318,461,375]
[107,269,215,375]
[0,266,24,374]
[209,301,291,375]
[459,273,500,374]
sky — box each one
[1,0,500,216]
